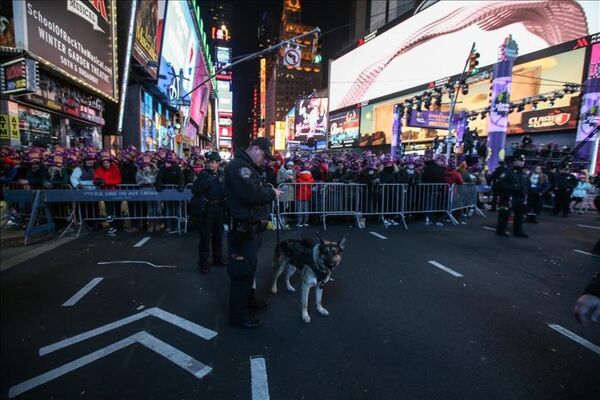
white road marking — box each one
[10,331,213,398]
[548,324,600,356]
[573,250,600,258]
[134,331,212,379]
[369,231,387,239]
[39,307,216,356]
[97,260,176,268]
[427,261,463,277]
[250,356,270,400]
[10,336,136,398]
[483,226,496,231]
[62,278,104,307]
[577,224,600,230]
[133,237,151,247]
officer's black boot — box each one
[496,209,510,236]
[513,212,529,238]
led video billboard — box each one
[329,0,599,111]
[294,98,328,142]
[328,108,360,148]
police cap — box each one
[250,137,277,161]
[205,151,221,162]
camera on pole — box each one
[468,49,480,75]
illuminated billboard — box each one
[329,0,599,111]
[370,46,588,144]
[13,0,118,101]
[275,121,286,150]
[295,98,328,142]
[328,108,360,149]
[132,0,167,79]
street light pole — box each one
[446,42,475,160]
[182,27,321,99]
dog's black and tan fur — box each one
[270,233,346,323]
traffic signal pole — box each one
[446,42,476,159]
[182,27,321,99]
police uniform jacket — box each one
[497,167,527,199]
[192,169,225,201]
[225,149,276,222]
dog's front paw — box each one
[286,284,296,292]
[270,286,277,295]
[302,313,311,323]
[317,306,329,316]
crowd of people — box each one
[1,142,598,231]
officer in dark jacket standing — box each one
[192,151,226,274]
[496,155,529,237]
[552,162,577,217]
[225,137,283,328]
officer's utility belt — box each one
[206,199,224,206]
[231,218,268,234]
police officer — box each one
[496,154,529,238]
[552,162,577,217]
[192,151,226,274]
[225,138,283,328]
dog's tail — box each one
[272,242,282,271]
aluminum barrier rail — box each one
[42,186,192,237]
[272,182,483,230]
[449,184,486,217]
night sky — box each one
[230,0,352,150]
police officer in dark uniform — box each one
[225,137,283,328]
[192,151,226,274]
[552,162,577,217]
[496,154,529,238]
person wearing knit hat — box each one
[156,150,185,233]
[25,151,52,189]
[0,156,21,185]
[135,155,160,232]
[48,155,69,188]
[94,150,123,234]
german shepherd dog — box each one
[270,233,347,323]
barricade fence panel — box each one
[4,182,487,235]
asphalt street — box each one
[1,211,599,400]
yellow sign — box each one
[9,115,20,139]
[0,115,8,139]
[275,121,286,150]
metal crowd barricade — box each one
[43,186,192,236]
[320,182,366,229]
[449,184,486,218]
[402,183,456,224]
[275,182,328,229]
[375,183,408,229]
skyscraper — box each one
[263,0,321,140]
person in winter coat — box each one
[552,164,577,217]
[443,165,464,186]
[488,161,507,211]
[48,155,69,188]
[571,175,593,214]
[136,158,161,232]
[525,165,549,222]
[93,153,123,234]
[276,161,296,226]
[358,160,380,216]
[421,157,446,225]
[155,155,185,232]
[0,157,20,185]
[379,155,400,225]
[70,156,96,189]
[295,164,314,227]
[26,159,51,189]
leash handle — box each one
[267,183,283,245]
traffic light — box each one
[468,49,480,75]
[314,54,322,63]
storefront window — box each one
[18,106,53,148]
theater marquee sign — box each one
[13,0,118,101]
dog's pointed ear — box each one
[338,234,347,250]
[316,232,325,246]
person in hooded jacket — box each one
[421,156,446,225]
[379,155,400,225]
[295,162,315,227]
[93,153,122,234]
[136,157,160,232]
